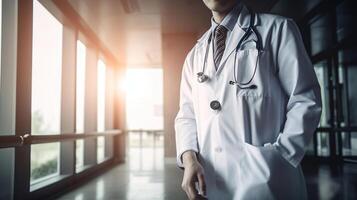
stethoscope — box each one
[197,8,263,90]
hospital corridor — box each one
[0,0,357,199]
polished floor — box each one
[56,147,357,200]
[56,147,186,200]
[303,161,357,200]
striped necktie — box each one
[213,25,228,70]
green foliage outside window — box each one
[31,158,58,181]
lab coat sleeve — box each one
[175,50,199,168]
[272,19,322,168]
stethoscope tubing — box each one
[198,8,262,89]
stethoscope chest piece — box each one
[197,72,209,83]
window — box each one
[123,68,164,170]
[313,61,333,156]
[76,40,86,133]
[97,59,106,132]
[97,136,105,163]
[76,139,84,170]
[310,14,334,56]
[0,1,17,197]
[124,68,163,153]
[76,40,86,171]
[30,143,60,184]
[339,49,357,156]
[97,59,106,163]
[0,148,14,200]
[0,0,2,84]
[314,62,330,127]
[31,0,63,135]
[125,68,163,130]
[31,0,62,183]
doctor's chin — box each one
[0,0,356,200]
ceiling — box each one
[65,0,323,67]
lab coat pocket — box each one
[241,143,277,181]
[234,49,262,97]
[236,49,258,84]
[239,142,302,199]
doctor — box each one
[175,0,322,199]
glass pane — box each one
[125,68,163,130]
[0,148,14,200]
[97,136,105,163]
[31,0,63,135]
[310,14,334,56]
[347,65,357,126]
[336,0,355,42]
[350,132,357,156]
[123,68,164,168]
[97,59,106,132]
[75,41,86,172]
[76,40,86,134]
[0,0,2,83]
[314,61,330,127]
[31,143,60,184]
[339,49,357,156]
[316,132,330,157]
[76,139,84,171]
[105,68,114,129]
[0,0,17,136]
[97,60,106,163]
[341,132,357,156]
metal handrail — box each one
[0,129,122,148]
[126,129,163,134]
[126,129,164,149]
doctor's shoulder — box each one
[255,12,302,54]
[181,44,198,72]
[256,12,296,30]
[181,30,209,73]
[257,12,300,38]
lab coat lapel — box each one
[196,29,216,79]
[196,30,211,64]
[216,5,257,74]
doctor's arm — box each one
[272,19,322,168]
[175,52,199,168]
[175,51,207,199]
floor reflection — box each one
[57,147,185,200]
[303,161,357,200]
[57,147,357,200]
[126,147,164,200]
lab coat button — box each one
[210,100,221,111]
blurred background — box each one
[0,0,356,199]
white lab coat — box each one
[175,5,322,200]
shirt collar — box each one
[197,3,257,44]
[210,2,243,32]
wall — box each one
[162,33,197,157]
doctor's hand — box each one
[181,151,207,200]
